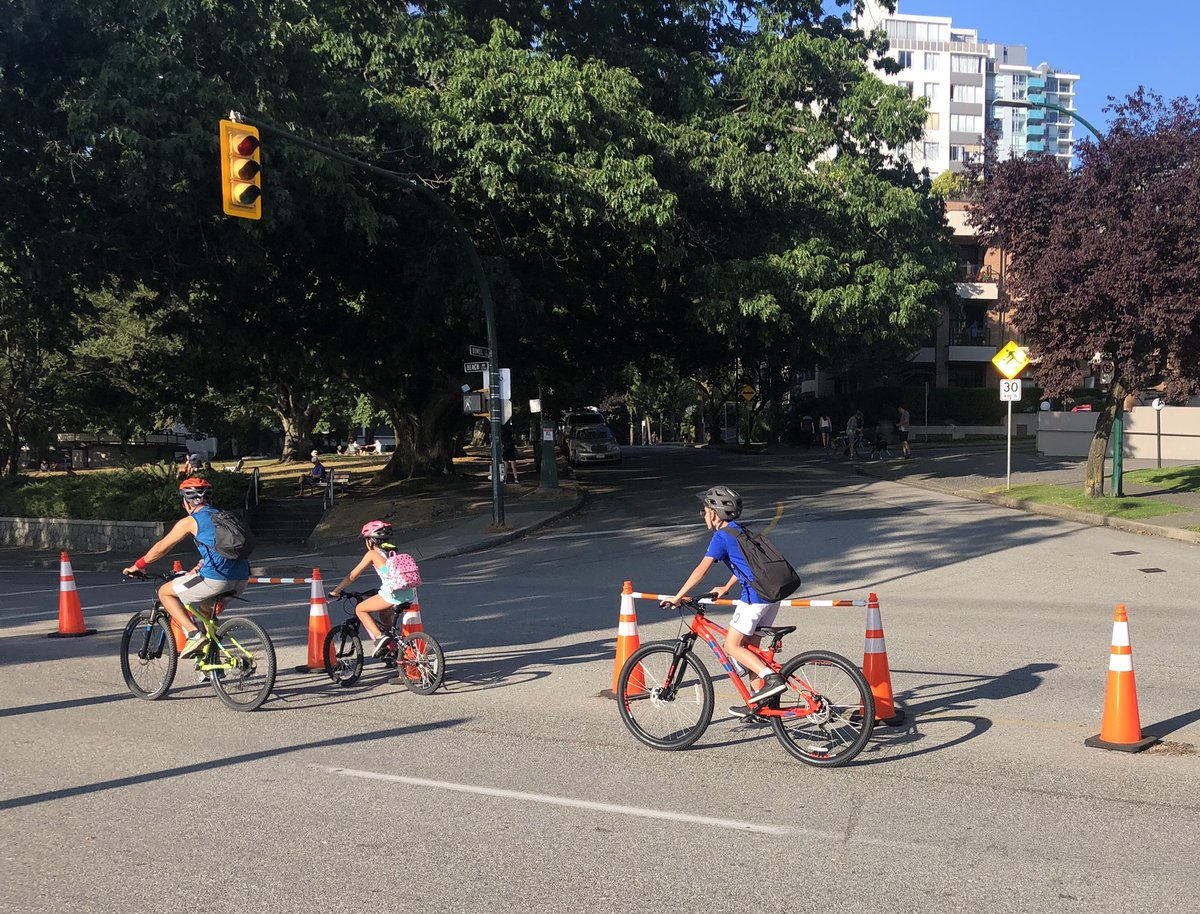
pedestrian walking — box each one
[819,414,832,451]
[897,404,911,459]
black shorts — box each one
[898,430,909,442]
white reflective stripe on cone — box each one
[1111,621,1130,647]
[618,622,639,636]
[60,579,77,592]
[402,610,421,625]
[864,636,887,653]
[1109,654,1134,672]
[310,601,327,617]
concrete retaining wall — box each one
[0,517,167,552]
[1037,406,1200,458]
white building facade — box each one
[857,2,1079,176]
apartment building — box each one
[857,1,1080,175]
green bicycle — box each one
[120,571,277,711]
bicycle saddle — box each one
[755,625,796,638]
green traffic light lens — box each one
[234,185,261,204]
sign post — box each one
[992,342,1030,491]
[1153,398,1165,468]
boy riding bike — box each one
[662,485,788,717]
[122,478,250,660]
[328,521,416,658]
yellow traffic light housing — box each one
[219,119,262,220]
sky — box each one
[898,0,1200,137]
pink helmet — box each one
[360,520,392,542]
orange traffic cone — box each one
[295,568,331,673]
[862,593,904,726]
[48,551,96,638]
[1085,604,1157,752]
[605,581,644,698]
[400,600,424,637]
[169,560,187,651]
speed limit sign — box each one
[1000,379,1023,402]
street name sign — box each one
[464,360,489,373]
[469,345,491,358]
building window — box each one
[925,112,940,130]
[897,51,913,69]
[923,141,940,160]
[951,54,982,74]
[1013,87,1026,100]
[950,84,982,103]
[885,20,947,43]
[924,52,939,70]
[923,82,938,101]
[1012,74,1027,87]
[898,81,913,97]
[950,114,981,133]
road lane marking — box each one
[310,765,932,848]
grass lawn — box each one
[990,483,1191,521]
[1120,465,1200,491]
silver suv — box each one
[558,409,606,450]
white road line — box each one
[311,765,932,850]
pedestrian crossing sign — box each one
[992,341,1029,379]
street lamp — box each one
[990,99,1128,495]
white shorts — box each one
[728,600,781,637]
[171,574,247,608]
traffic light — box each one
[219,119,262,220]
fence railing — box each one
[245,467,260,511]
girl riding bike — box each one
[328,521,417,658]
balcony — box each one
[1027,123,1045,137]
[955,264,999,299]
[1028,77,1046,89]
[1027,139,1045,152]
[947,318,995,360]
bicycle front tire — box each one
[772,650,875,768]
[617,643,713,751]
[397,632,445,695]
[209,617,277,711]
[120,610,178,700]
[323,623,364,686]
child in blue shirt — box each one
[664,485,787,714]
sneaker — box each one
[179,629,207,660]
[371,635,391,658]
[749,673,788,704]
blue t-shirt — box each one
[193,506,250,581]
[704,523,765,604]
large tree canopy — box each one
[974,90,1200,495]
[0,0,956,473]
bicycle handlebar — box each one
[123,570,186,583]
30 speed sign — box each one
[1000,379,1023,402]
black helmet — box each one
[696,485,742,521]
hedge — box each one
[0,466,250,522]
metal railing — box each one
[960,265,999,282]
[245,467,260,511]
[948,319,993,347]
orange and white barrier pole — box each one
[1085,604,1157,752]
[48,551,96,638]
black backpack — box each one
[211,510,256,560]
[730,523,801,602]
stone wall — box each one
[0,517,167,552]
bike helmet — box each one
[696,485,742,521]
[361,520,392,542]
[178,477,213,504]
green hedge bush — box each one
[0,466,250,522]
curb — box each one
[9,488,588,573]
[854,466,1200,546]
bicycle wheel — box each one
[120,610,178,700]
[617,643,713,751]
[323,623,364,686]
[397,632,445,695]
[772,650,875,768]
[209,617,277,711]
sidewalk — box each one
[0,477,585,574]
[852,443,1200,545]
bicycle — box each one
[323,590,445,695]
[119,571,277,711]
[616,595,875,767]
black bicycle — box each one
[323,590,445,694]
[119,571,277,711]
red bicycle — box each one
[616,595,875,767]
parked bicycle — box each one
[616,594,874,767]
[119,571,276,711]
[323,590,445,694]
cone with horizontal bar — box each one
[168,560,187,651]
[295,568,331,673]
[862,593,904,726]
[48,551,96,638]
[1085,604,1157,752]
[605,581,644,698]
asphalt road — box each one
[2,446,1198,913]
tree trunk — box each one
[270,383,321,462]
[377,381,462,479]
[1083,379,1126,498]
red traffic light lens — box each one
[234,135,259,156]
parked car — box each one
[558,408,606,450]
[567,425,622,467]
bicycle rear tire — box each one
[772,650,875,768]
[397,632,445,695]
[209,617,276,711]
[120,610,177,700]
[617,643,713,750]
[323,623,364,686]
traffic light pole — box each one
[234,113,505,526]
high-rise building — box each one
[856,2,1079,176]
